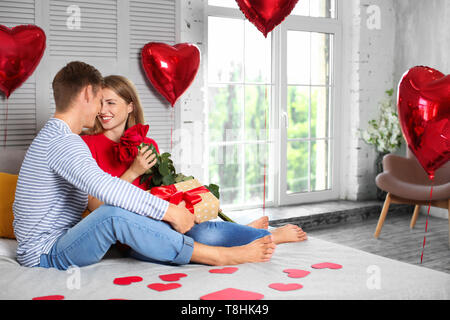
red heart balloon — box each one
[397,66,450,179]
[0,25,46,98]
[141,42,200,107]
[236,0,299,37]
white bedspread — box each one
[0,237,449,300]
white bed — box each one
[1,235,449,300]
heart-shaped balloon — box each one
[236,0,299,37]
[141,42,200,107]
[0,25,46,98]
[397,66,450,179]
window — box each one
[207,0,341,210]
[206,15,273,209]
[286,31,332,194]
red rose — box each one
[114,143,138,162]
[120,124,149,147]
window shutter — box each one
[1,0,177,151]
[129,0,176,60]
[49,0,118,58]
[129,0,177,153]
[0,83,36,147]
[0,0,36,147]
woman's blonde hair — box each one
[87,75,145,135]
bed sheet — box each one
[0,237,449,300]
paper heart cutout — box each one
[311,262,342,269]
[113,276,143,285]
[32,295,64,300]
[236,0,299,37]
[283,269,310,278]
[269,283,303,291]
[209,267,239,274]
[0,25,46,98]
[147,283,182,292]
[159,273,187,282]
[397,66,450,178]
[141,42,200,106]
[200,288,264,300]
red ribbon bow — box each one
[150,184,209,214]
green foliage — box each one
[138,143,195,188]
[139,143,221,201]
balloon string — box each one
[420,177,434,264]
[170,106,174,152]
[3,98,8,148]
[262,86,268,216]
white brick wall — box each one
[340,0,396,201]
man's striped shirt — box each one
[13,118,169,267]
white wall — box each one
[393,0,450,220]
[323,0,397,201]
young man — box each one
[13,61,275,270]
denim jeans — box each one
[38,205,270,270]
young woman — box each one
[81,75,307,261]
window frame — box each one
[279,5,343,206]
[204,5,277,211]
[205,1,343,211]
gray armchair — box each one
[374,149,450,245]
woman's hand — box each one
[123,146,157,182]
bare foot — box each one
[190,235,276,266]
[222,235,276,265]
[247,216,269,229]
[271,224,307,245]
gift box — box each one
[149,178,220,223]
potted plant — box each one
[360,89,403,200]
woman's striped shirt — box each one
[13,118,169,267]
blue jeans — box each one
[38,205,270,270]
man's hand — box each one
[162,203,195,234]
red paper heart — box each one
[311,262,342,269]
[159,273,187,282]
[236,0,299,37]
[283,269,310,278]
[147,283,182,292]
[269,283,303,291]
[200,288,264,300]
[141,42,200,106]
[113,276,143,285]
[209,267,239,274]
[0,25,46,98]
[397,66,450,178]
[32,295,64,300]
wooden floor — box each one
[307,211,450,274]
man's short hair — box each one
[52,61,103,112]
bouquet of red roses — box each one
[114,124,234,222]
[114,123,150,162]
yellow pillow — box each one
[0,172,18,239]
